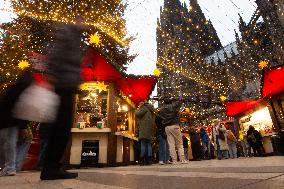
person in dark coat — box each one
[40,22,84,180]
[189,128,202,161]
[159,98,187,164]
[200,128,211,160]
[135,101,155,165]
[246,126,264,157]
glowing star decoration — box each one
[96,81,108,93]
[185,107,190,114]
[18,60,30,70]
[79,83,89,90]
[259,60,269,69]
[153,68,161,77]
[220,95,227,102]
[89,34,101,46]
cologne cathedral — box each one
[156,0,284,124]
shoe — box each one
[40,168,78,180]
[6,171,16,176]
[181,160,188,164]
[0,169,16,177]
[145,156,152,166]
[165,161,172,164]
[139,158,145,166]
[169,161,177,165]
[159,161,165,165]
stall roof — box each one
[262,66,284,98]
[81,48,122,81]
[115,77,157,105]
[225,99,264,117]
[225,65,284,117]
[80,48,157,105]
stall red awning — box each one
[80,48,157,106]
[116,77,157,105]
[262,66,284,98]
[224,99,264,117]
[81,48,122,81]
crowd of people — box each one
[135,99,265,165]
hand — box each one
[138,102,144,108]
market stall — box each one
[224,65,284,155]
[239,106,275,154]
[69,48,157,167]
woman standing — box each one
[212,120,229,160]
[135,101,155,166]
[200,128,211,160]
[227,129,237,159]
[189,128,202,161]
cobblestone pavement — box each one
[0,156,284,189]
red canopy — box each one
[225,65,284,117]
[80,48,157,105]
[224,99,264,117]
[81,48,122,81]
[262,66,284,98]
[115,77,157,105]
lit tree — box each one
[0,0,135,90]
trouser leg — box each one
[158,135,166,162]
[166,126,177,162]
[140,139,146,158]
[43,89,74,170]
[16,137,32,171]
[1,127,18,172]
[172,125,184,161]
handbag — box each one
[13,82,60,123]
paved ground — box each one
[1,156,284,189]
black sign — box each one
[81,140,99,167]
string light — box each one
[0,0,135,91]
[156,0,284,124]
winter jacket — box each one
[212,125,229,151]
[226,130,237,145]
[135,103,155,140]
[159,101,181,127]
[47,23,84,90]
[155,114,166,139]
[189,128,202,160]
[247,128,262,147]
[200,130,209,144]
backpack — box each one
[227,131,236,142]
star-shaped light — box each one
[79,83,89,90]
[18,60,30,70]
[259,60,269,69]
[97,81,108,93]
[89,34,101,45]
[220,95,227,102]
[153,68,161,77]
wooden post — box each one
[107,83,117,165]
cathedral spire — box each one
[234,29,240,43]
[164,0,181,10]
[189,0,206,22]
